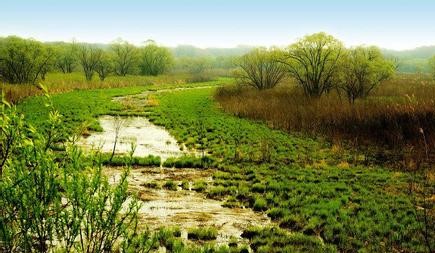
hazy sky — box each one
[0,0,434,50]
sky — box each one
[0,0,434,50]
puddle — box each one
[79,115,186,161]
[104,167,271,245]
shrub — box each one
[0,96,153,252]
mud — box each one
[104,167,271,244]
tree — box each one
[282,32,343,97]
[0,36,54,84]
[111,39,138,76]
[139,42,173,76]
[429,55,435,79]
[95,51,113,81]
[235,48,286,90]
[53,42,77,73]
[76,44,103,81]
[338,46,395,103]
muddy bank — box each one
[104,167,271,244]
[79,115,186,161]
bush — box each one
[0,97,153,252]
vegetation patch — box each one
[187,227,219,241]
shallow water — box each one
[79,115,185,161]
[104,167,271,244]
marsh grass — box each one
[2,72,196,104]
[215,74,435,163]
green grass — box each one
[145,87,430,252]
[187,227,219,241]
[14,80,432,252]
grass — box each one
[163,180,178,191]
[1,71,215,104]
[100,154,161,167]
[215,74,435,165]
[144,87,433,252]
[14,77,433,252]
[187,226,219,241]
[163,155,215,168]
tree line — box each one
[0,36,174,83]
[0,36,242,85]
[236,32,397,103]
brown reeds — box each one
[215,74,435,153]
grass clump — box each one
[163,180,178,191]
[163,155,215,168]
[101,154,161,167]
[192,180,208,192]
[187,227,218,241]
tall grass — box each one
[215,74,435,159]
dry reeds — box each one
[215,74,435,150]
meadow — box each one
[1,34,434,253]
[13,80,433,251]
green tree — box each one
[235,48,286,90]
[428,55,435,79]
[139,42,173,76]
[53,42,77,73]
[338,46,395,103]
[111,39,138,76]
[76,44,103,81]
[0,36,54,84]
[282,32,343,97]
[95,51,113,81]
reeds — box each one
[215,74,435,150]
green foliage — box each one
[52,42,77,73]
[0,36,54,84]
[283,32,344,97]
[187,227,218,241]
[429,55,435,79]
[76,43,104,81]
[235,47,286,90]
[163,180,178,191]
[100,154,161,167]
[139,42,174,76]
[338,46,395,103]
[0,96,153,252]
[111,39,138,76]
[95,50,114,81]
[163,155,215,168]
[146,87,431,252]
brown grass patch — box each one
[215,74,435,162]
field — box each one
[13,79,434,252]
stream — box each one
[78,88,271,245]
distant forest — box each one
[383,46,435,73]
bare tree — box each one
[235,48,286,90]
[110,116,125,162]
